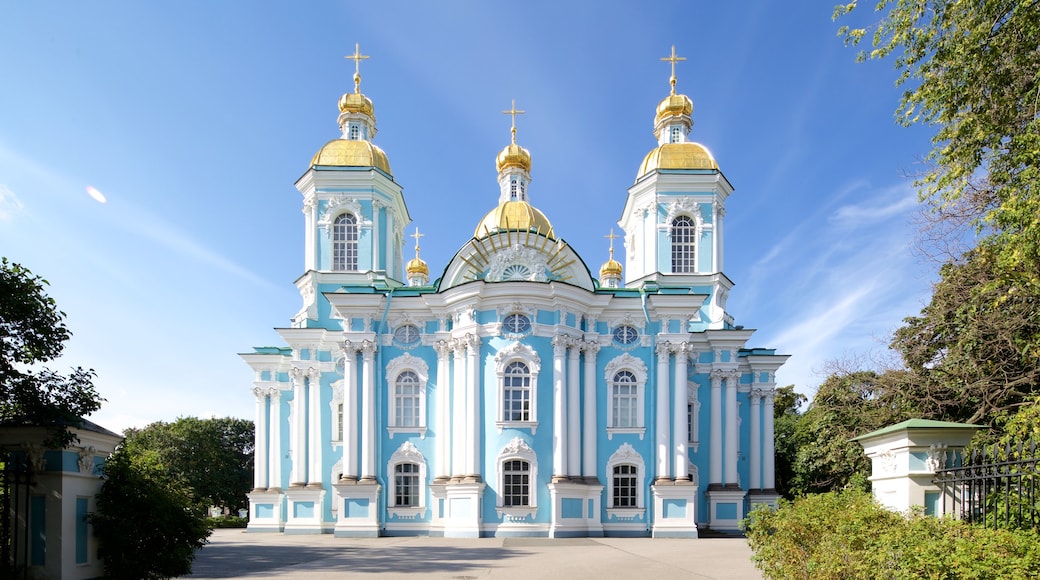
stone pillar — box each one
[465,334,481,482]
[307,367,323,488]
[341,344,358,481]
[434,340,452,481]
[551,336,567,481]
[750,389,763,490]
[359,341,377,482]
[452,340,466,478]
[567,343,581,478]
[252,385,268,491]
[724,371,739,487]
[655,341,671,481]
[582,341,599,481]
[290,367,307,487]
[709,370,723,486]
[269,387,282,490]
[763,390,776,490]
[673,343,690,481]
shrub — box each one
[744,488,1040,580]
[205,515,248,529]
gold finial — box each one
[605,229,619,259]
[660,45,686,96]
[345,43,370,94]
[410,226,425,259]
[502,99,526,145]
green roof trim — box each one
[852,419,983,442]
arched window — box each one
[332,213,358,271]
[604,354,647,439]
[394,371,421,427]
[502,362,531,422]
[496,437,538,519]
[671,215,696,273]
[494,343,541,433]
[612,371,638,428]
[606,443,646,520]
[387,441,426,517]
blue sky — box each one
[1,1,937,434]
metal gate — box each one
[1,449,34,580]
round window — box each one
[393,324,421,345]
[502,313,532,335]
[613,325,638,346]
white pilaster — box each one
[252,385,268,490]
[341,344,358,481]
[567,343,581,478]
[465,334,481,481]
[269,388,282,489]
[655,341,671,480]
[307,366,323,487]
[434,340,452,481]
[452,341,466,478]
[303,198,316,271]
[359,341,377,481]
[709,370,722,486]
[551,336,567,481]
[724,371,739,487]
[763,390,776,490]
[582,342,599,481]
[673,343,689,481]
[290,367,307,487]
[750,389,762,490]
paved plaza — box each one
[187,529,765,579]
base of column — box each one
[650,483,699,538]
[747,489,780,513]
[246,490,284,533]
[548,481,603,538]
[283,487,327,534]
[332,481,381,537]
[707,488,747,532]
[441,481,486,538]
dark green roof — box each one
[852,419,982,442]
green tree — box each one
[90,447,210,579]
[0,258,103,446]
[790,370,916,495]
[122,416,254,512]
[772,384,807,499]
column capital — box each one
[465,333,481,350]
[581,339,600,355]
[308,366,321,382]
[342,340,359,354]
[656,340,672,359]
[551,334,570,354]
[289,366,305,383]
[434,339,453,358]
[750,388,765,403]
[359,340,377,358]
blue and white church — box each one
[243,46,788,538]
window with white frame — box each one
[348,123,361,140]
[494,343,540,433]
[509,178,519,200]
[496,437,538,518]
[670,215,696,273]
[670,125,682,144]
[332,213,358,271]
[386,354,428,437]
[604,354,647,439]
[387,441,426,517]
[606,443,645,518]
[687,384,701,452]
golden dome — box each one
[600,257,623,278]
[637,142,718,178]
[406,256,429,276]
[474,201,555,240]
[338,91,374,117]
[496,143,532,173]
[311,139,392,175]
[655,93,693,125]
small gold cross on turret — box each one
[660,45,686,95]
[345,43,370,94]
[502,99,526,144]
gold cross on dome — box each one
[345,43,370,93]
[502,99,526,144]
[605,229,619,257]
[660,45,686,95]
[410,227,425,255]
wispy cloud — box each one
[0,185,23,221]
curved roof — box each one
[637,142,718,179]
[474,201,555,240]
[311,139,392,175]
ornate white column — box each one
[709,370,723,486]
[763,390,776,490]
[724,370,740,487]
[359,341,377,482]
[303,198,316,271]
[655,341,671,481]
[551,336,567,481]
[567,342,581,478]
[307,366,323,487]
[341,343,358,481]
[452,340,466,478]
[673,343,690,481]
[582,341,599,481]
[465,334,481,481]
[289,367,307,487]
[713,199,725,273]
[252,385,268,490]
[750,388,763,490]
[434,340,452,481]
[269,387,282,489]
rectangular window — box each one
[335,403,344,440]
[613,465,638,508]
[503,377,530,421]
[349,123,360,140]
[613,382,638,427]
[502,460,530,507]
[76,497,89,564]
[394,463,419,506]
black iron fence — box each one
[1,449,34,579]
[933,441,1040,530]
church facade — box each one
[243,46,788,538]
